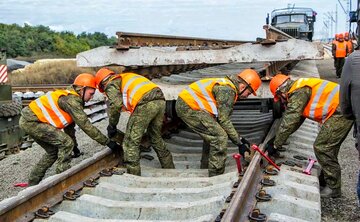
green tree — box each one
[0,23,116,58]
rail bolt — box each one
[260,176,276,186]
[255,189,272,202]
[35,206,54,218]
[83,178,99,187]
[264,165,279,175]
[215,209,226,222]
[248,208,267,222]
[63,189,80,200]
[225,191,235,203]
[100,168,113,177]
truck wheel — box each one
[0,101,22,118]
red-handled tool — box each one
[14,182,28,187]
[252,144,281,171]
[303,157,317,175]
[232,153,242,174]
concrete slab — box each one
[81,181,233,202]
[56,194,225,220]
[34,211,214,222]
[98,172,238,188]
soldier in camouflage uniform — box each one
[19,74,120,186]
[95,68,175,176]
[267,74,353,198]
[175,69,262,177]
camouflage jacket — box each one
[212,76,241,145]
[21,86,109,145]
[104,78,165,127]
[273,80,341,147]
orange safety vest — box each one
[335,41,347,58]
[106,73,158,113]
[29,90,79,129]
[288,78,339,123]
[179,78,238,117]
[346,40,353,54]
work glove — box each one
[107,141,121,152]
[71,145,84,158]
[238,137,251,157]
[238,143,250,157]
[265,142,277,156]
[240,137,251,147]
[265,140,284,158]
[107,124,118,138]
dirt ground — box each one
[316,58,360,222]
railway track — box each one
[0,103,274,221]
[12,84,69,93]
[0,26,324,221]
[12,85,70,107]
[0,93,321,221]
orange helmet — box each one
[345,32,349,37]
[338,33,344,40]
[95,68,115,92]
[73,73,96,89]
[269,74,290,96]
[335,33,339,40]
[237,69,262,96]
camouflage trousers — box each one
[176,98,228,177]
[123,100,175,175]
[314,112,353,190]
[19,116,74,185]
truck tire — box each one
[0,101,22,118]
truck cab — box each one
[270,7,316,41]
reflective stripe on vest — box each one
[335,41,347,58]
[119,73,158,113]
[179,78,238,117]
[288,78,339,123]
[29,90,78,128]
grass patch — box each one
[9,59,125,85]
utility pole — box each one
[349,0,352,32]
[338,0,349,31]
[346,0,350,31]
[326,11,336,37]
[336,4,338,34]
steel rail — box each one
[12,84,69,93]
[221,119,280,221]
[0,150,120,222]
[116,31,253,50]
[263,25,294,41]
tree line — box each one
[0,23,117,58]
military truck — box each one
[0,49,24,159]
[268,7,317,41]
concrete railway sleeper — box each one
[0,102,321,221]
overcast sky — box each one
[0,0,357,41]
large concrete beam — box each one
[76,39,324,67]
